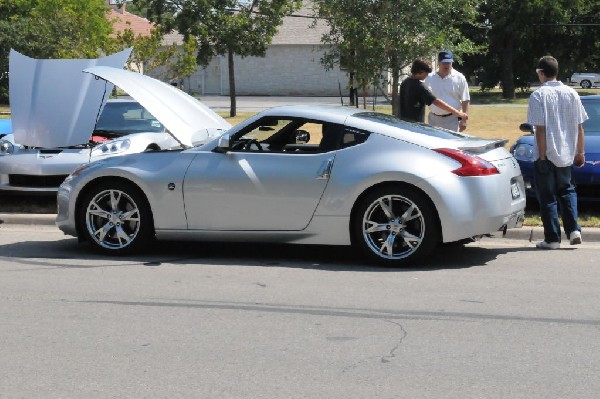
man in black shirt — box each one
[398,58,467,124]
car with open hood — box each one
[511,95,600,201]
[57,66,526,266]
[0,49,231,194]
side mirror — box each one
[519,123,534,134]
[214,134,231,153]
[295,130,310,143]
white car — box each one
[0,50,230,194]
[570,72,600,89]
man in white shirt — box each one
[527,55,587,249]
[425,50,470,132]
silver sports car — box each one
[56,67,526,266]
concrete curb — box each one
[500,226,600,243]
[2,212,600,243]
[0,213,56,226]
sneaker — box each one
[536,241,560,249]
[569,230,582,245]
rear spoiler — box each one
[459,139,508,154]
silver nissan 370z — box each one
[57,66,525,266]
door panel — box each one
[183,152,334,230]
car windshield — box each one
[94,102,165,136]
[353,112,468,139]
[583,100,600,135]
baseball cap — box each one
[438,50,454,63]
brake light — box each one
[434,148,499,176]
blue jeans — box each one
[534,159,580,243]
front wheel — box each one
[77,181,154,255]
[352,186,440,266]
[581,80,592,89]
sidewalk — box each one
[2,212,600,242]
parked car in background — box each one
[570,73,600,89]
[0,118,11,137]
[0,99,229,193]
[511,95,600,201]
[56,66,526,266]
[0,49,231,194]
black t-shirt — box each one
[399,77,436,123]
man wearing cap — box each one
[398,57,468,124]
[425,50,470,131]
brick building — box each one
[107,0,349,96]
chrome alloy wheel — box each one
[361,194,425,260]
[85,189,141,250]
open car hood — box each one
[9,48,132,147]
[83,66,232,147]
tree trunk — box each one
[390,65,400,117]
[228,48,236,117]
[349,72,354,106]
[501,36,516,100]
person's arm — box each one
[458,100,470,132]
[534,125,547,160]
[574,123,585,167]
[432,98,468,121]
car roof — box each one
[581,95,600,101]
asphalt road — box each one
[1,224,599,398]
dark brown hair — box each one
[537,56,559,78]
[411,57,433,75]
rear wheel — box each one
[352,186,439,266]
[77,181,154,254]
[581,80,592,89]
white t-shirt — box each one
[526,81,588,167]
[425,69,470,115]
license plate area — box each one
[510,178,521,199]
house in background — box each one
[107,0,154,74]
[107,0,349,96]
[189,6,348,96]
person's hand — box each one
[458,119,467,132]
[574,153,585,167]
[457,112,468,121]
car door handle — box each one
[316,158,334,180]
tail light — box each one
[433,148,499,176]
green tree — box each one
[460,0,597,99]
[108,24,179,76]
[133,0,301,116]
[0,0,113,102]
[313,0,480,115]
[169,35,200,90]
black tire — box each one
[581,80,592,89]
[77,180,154,255]
[351,186,440,266]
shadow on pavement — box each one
[1,236,539,272]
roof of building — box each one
[272,2,328,45]
[108,8,154,37]
[107,1,329,46]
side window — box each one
[340,127,370,149]
[231,118,297,152]
[229,118,360,153]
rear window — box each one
[353,112,468,139]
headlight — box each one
[62,161,104,185]
[0,139,14,154]
[90,138,131,157]
[512,143,534,161]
